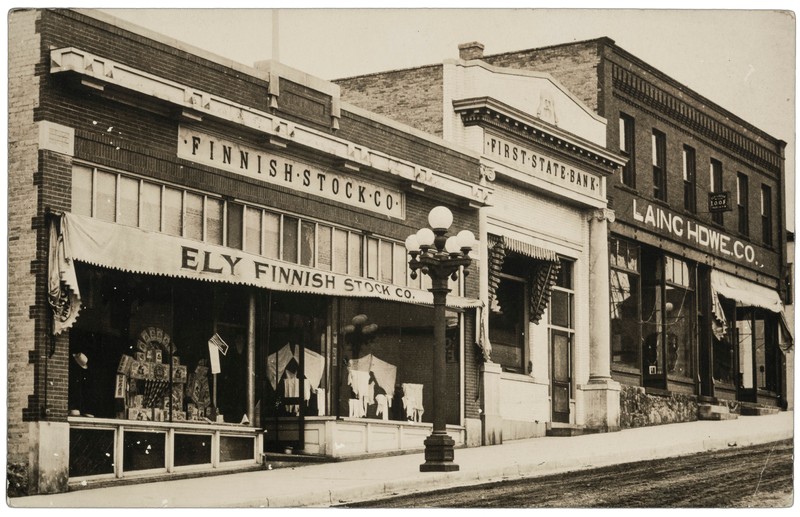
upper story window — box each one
[737,172,749,236]
[651,129,666,201]
[710,159,724,225]
[682,145,696,213]
[761,184,773,246]
[70,164,430,291]
[619,113,636,188]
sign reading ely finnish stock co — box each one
[178,126,404,219]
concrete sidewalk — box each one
[11,411,794,508]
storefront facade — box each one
[338,44,627,441]
[336,38,792,429]
[8,9,489,495]
[465,37,792,420]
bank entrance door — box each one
[549,262,574,424]
[551,330,571,423]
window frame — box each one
[761,184,773,246]
[682,145,696,213]
[619,113,636,188]
[651,129,667,201]
[737,172,749,236]
[69,163,420,291]
[710,159,724,225]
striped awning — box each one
[492,235,558,262]
[487,234,560,325]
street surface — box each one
[340,439,793,508]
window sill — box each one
[614,183,639,195]
[611,364,641,375]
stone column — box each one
[480,361,503,445]
[582,208,621,431]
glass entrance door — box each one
[551,330,571,423]
[261,292,328,453]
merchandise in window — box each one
[337,298,460,425]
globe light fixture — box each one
[427,205,454,231]
[405,206,473,472]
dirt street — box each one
[340,439,793,508]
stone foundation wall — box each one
[619,385,698,429]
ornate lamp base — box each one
[419,432,459,472]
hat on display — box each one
[73,352,88,369]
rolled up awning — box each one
[50,212,481,332]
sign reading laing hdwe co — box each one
[177,126,404,219]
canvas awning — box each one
[48,212,482,333]
[710,269,792,348]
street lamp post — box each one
[405,206,474,472]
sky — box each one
[90,5,795,229]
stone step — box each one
[740,405,781,416]
[698,403,738,420]
[546,425,600,437]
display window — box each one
[68,264,252,425]
[641,249,696,388]
[735,307,781,396]
[337,298,461,426]
[712,297,736,386]
[610,237,641,371]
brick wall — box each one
[336,65,445,138]
[482,40,603,113]
[7,8,43,495]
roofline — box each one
[602,39,785,147]
[446,58,608,126]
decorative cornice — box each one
[454,97,624,175]
[612,63,781,174]
[49,46,492,207]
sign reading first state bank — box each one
[177,126,404,219]
[484,134,603,201]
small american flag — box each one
[208,333,229,356]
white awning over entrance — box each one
[710,269,783,314]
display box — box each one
[153,363,169,381]
[135,351,146,362]
[114,374,126,399]
[173,365,188,383]
[132,394,144,408]
[117,355,134,375]
[127,407,151,421]
[130,360,151,380]
[173,411,186,421]
[172,356,181,368]
[147,349,163,363]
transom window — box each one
[71,164,428,291]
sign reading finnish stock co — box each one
[177,126,404,219]
[484,134,603,200]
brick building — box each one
[340,42,628,442]
[7,9,491,495]
[336,38,792,431]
